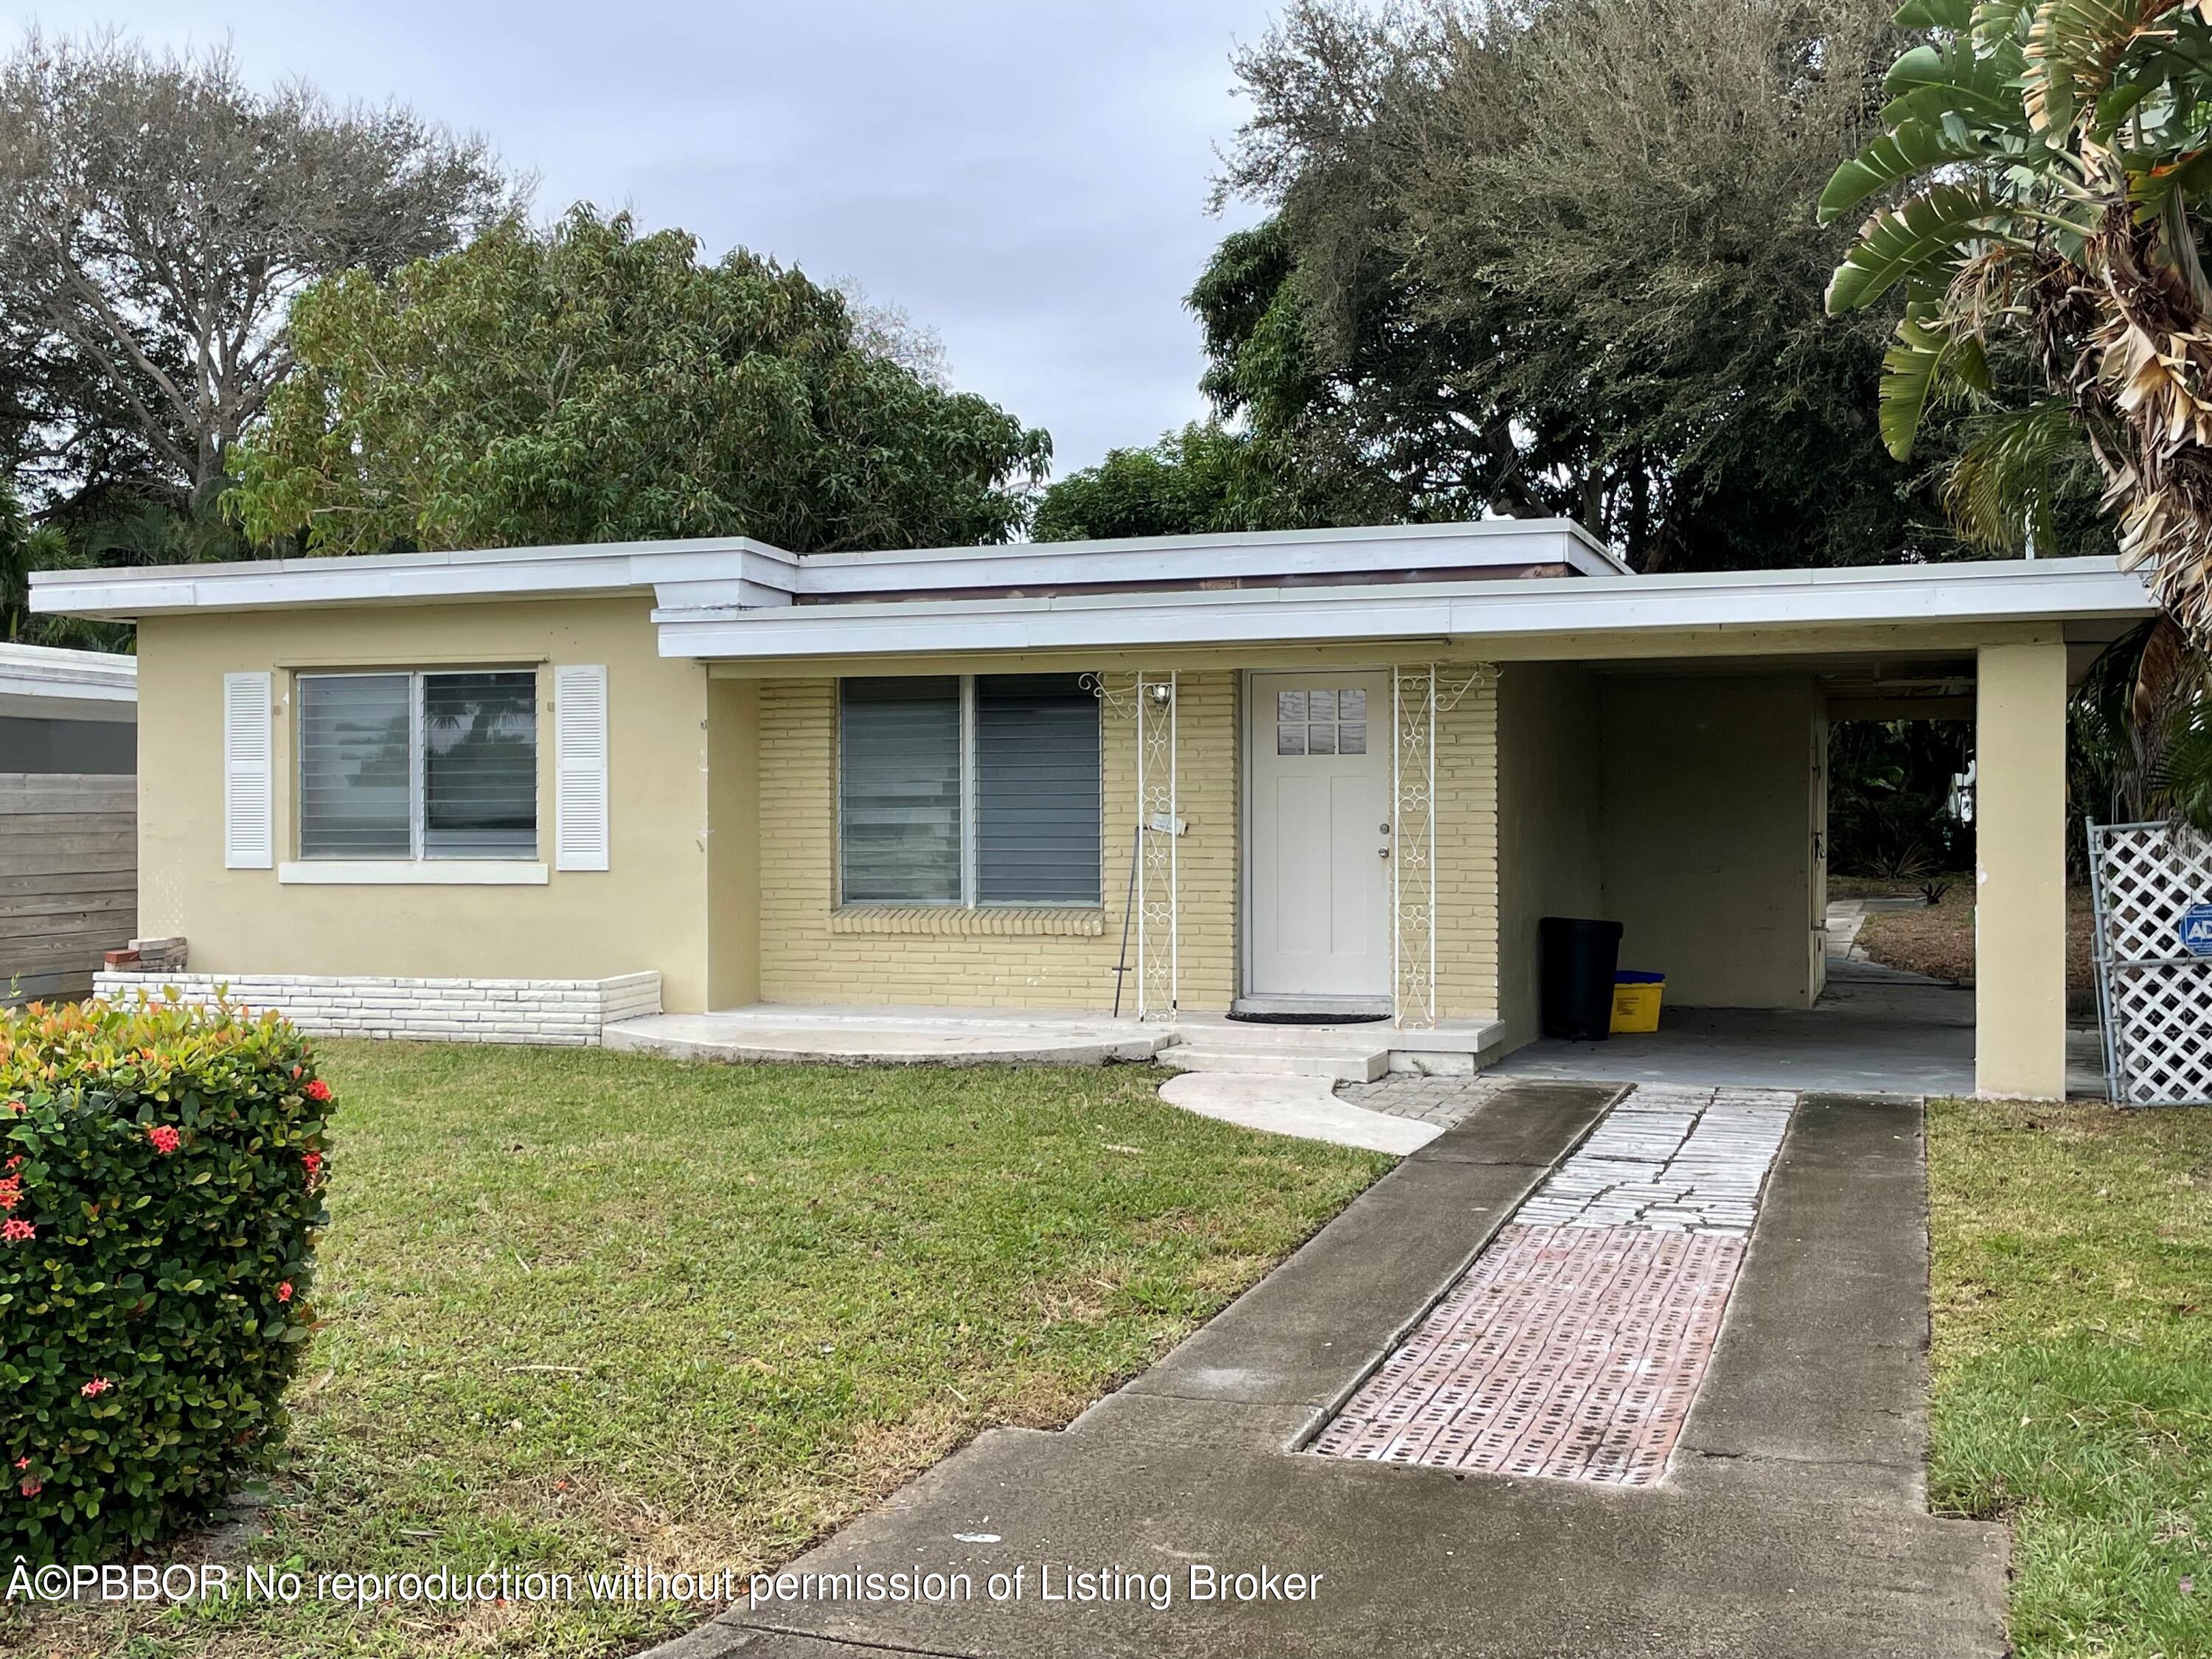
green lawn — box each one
[1928,1096,2212,1657]
[11,1043,1387,1658]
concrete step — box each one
[1158,1044,1389,1082]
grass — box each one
[10,1043,1388,1658]
[1927,1096,2212,1657]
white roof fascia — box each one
[650,557,2155,661]
[0,642,137,720]
[29,538,800,622]
[28,519,1624,621]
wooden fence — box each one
[0,772,135,1002]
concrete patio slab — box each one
[643,1083,2006,1659]
[1488,957,2106,1097]
[605,1005,1508,1077]
[603,1006,1174,1066]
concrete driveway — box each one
[1489,957,2107,1097]
[649,1081,2007,1659]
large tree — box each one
[1179,0,2033,570]
[232,207,1050,554]
[0,30,512,508]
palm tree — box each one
[1819,0,2212,641]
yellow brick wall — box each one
[1435,676,1502,1020]
[751,665,1494,1018]
[756,670,1239,1012]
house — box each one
[29,521,2154,1098]
[0,642,139,999]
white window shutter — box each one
[554,664,610,871]
[223,672,274,869]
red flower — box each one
[276,1281,293,1304]
[4,1154,20,1170]
[11,1456,26,1470]
[80,1377,111,1398]
[147,1124,181,1155]
[304,1078,332,1103]
[302,1151,324,1181]
[1,1218,32,1244]
[0,1178,18,1212]
[18,1479,38,1498]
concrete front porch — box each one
[604,1004,1509,1078]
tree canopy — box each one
[0,30,512,509]
[232,207,1051,554]
[1092,0,2042,569]
[1034,421,1338,541]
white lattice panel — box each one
[2091,822,2212,1105]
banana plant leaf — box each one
[1827,183,2010,311]
[1820,121,1994,222]
[1879,308,1993,461]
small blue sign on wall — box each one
[2184,904,2212,958]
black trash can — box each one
[1539,917,1625,1040]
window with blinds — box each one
[977,675,1101,903]
[423,672,538,856]
[837,674,1100,906]
[838,677,962,902]
[298,670,538,860]
[299,675,411,858]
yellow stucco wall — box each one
[1495,663,1604,1046]
[1594,673,1821,1009]
[134,598,720,1010]
[1974,636,2069,1099]
[706,678,762,1009]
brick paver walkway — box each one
[1337,1072,1512,1128]
[1315,1083,1796,1485]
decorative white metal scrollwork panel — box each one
[1134,672,1179,1020]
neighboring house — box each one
[0,642,139,1000]
[30,522,2154,1097]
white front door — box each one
[1248,671,1392,999]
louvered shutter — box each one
[223,671,274,869]
[554,664,609,871]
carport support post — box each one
[1974,636,2068,1100]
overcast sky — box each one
[13,1,1282,479]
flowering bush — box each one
[0,996,333,1562]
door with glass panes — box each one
[1248,671,1391,1001]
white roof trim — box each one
[27,519,1625,622]
[0,642,136,703]
[650,557,2156,660]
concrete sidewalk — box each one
[650,1082,2006,1659]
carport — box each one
[1491,608,2141,1099]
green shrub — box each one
[0,996,333,1562]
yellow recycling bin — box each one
[1610,971,1665,1034]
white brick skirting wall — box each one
[91,970,662,1046]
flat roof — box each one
[24,524,2154,664]
[654,555,2154,661]
[0,641,137,722]
[27,519,1626,622]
